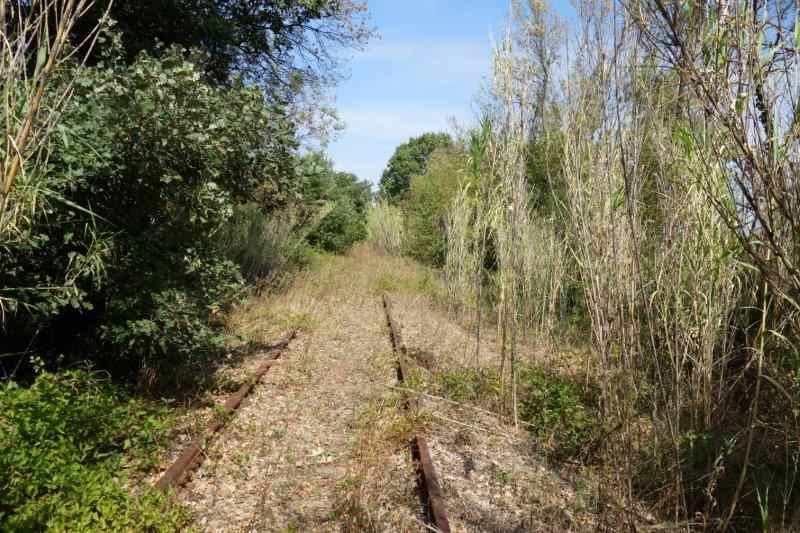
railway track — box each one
[382,294,452,533]
[155,330,296,491]
[154,295,452,531]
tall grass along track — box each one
[154,330,297,491]
[382,294,452,533]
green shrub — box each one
[0,370,188,531]
[434,367,502,406]
[403,148,465,266]
[300,153,371,254]
[308,197,367,253]
[1,46,298,376]
[518,365,597,458]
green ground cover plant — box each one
[0,370,188,532]
[518,365,597,459]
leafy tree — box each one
[72,0,372,138]
[403,148,464,266]
[302,153,371,253]
[379,132,453,201]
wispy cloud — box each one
[362,38,491,82]
[337,104,469,141]
[330,104,473,185]
[326,7,500,187]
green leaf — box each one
[795,17,800,49]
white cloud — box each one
[326,35,492,185]
[337,104,468,140]
[328,104,475,185]
[362,38,491,82]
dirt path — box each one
[174,246,601,532]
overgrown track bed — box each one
[383,294,452,533]
[154,330,296,491]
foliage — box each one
[219,152,370,284]
[0,370,188,531]
[434,367,502,407]
[309,197,367,253]
[302,153,371,254]
[1,47,298,376]
[403,148,465,267]
[518,365,596,458]
[0,2,373,529]
[0,0,104,239]
[76,0,372,85]
[379,132,453,201]
[72,0,373,139]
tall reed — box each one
[1,0,110,234]
[366,199,404,256]
[443,29,570,424]
[442,0,769,525]
[1,0,111,322]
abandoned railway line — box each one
[153,291,457,531]
[145,250,597,532]
[155,331,297,491]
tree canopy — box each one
[379,132,453,201]
[72,0,372,138]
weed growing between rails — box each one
[333,390,424,532]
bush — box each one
[308,197,368,253]
[301,153,371,254]
[518,365,597,458]
[0,370,188,531]
[403,148,465,266]
[1,46,298,376]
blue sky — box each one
[327,0,573,187]
[327,0,505,186]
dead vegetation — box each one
[146,244,643,531]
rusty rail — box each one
[155,330,296,491]
[382,294,451,533]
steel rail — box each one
[382,294,451,533]
[155,330,296,491]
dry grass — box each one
[333,389,426,532]
[146,245,631,532]
[367,200,404,256]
